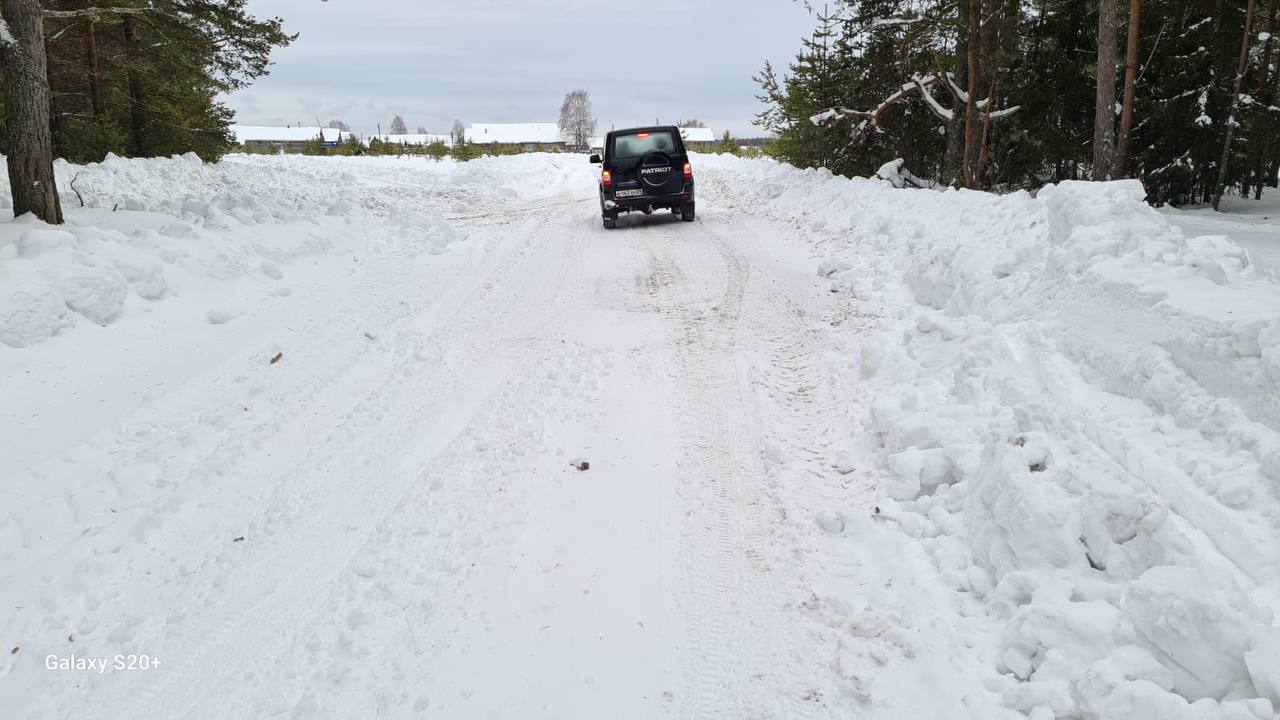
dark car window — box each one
[611,130,679,159]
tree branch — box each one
[809,73,1020,145]
[44,7,154,21]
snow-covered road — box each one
[3,154,1280,719]
[0,155,905,719]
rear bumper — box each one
[603,184,694,212]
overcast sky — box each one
[228,0,817,138]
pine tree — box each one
[1,0,64,223]
[756,0,1278,205]
[719,130,737,155]
[32,0,294,163]
[1115,0,1144,177]
[754,9,851,173]
[1094,0,1120,179]
[1214,0,1259,209]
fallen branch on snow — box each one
[875,159,934,189]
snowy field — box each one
[2,152,1279,719]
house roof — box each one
[367,133,452,147]
[231,125,350,143]
[465,123,563,145]
[678,127,717,143]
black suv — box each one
[590,126,694,229]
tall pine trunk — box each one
[85,16,104,117]
[1114,0,1142,178]
[1093,0,1119,179]
[1213,0,1258,211]
[1,0,65,224]
[943,4,969,186]
[976,78,998,184]
[1251,0,1277,198]
[123,14,147,156]
[963,0,979,189]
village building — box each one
[465,123,565,151]
[230,126,351,153]
[678,126,717,151]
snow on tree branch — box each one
[809,74,1019,144]
[870,17,921,29]
[986,106,1022,120]
[44,6,155,19]
[809,75,938,127]
[913,76,954,121]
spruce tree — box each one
[756,0,1280,205]
[28,0,295,164]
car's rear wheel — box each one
[603,212,617,229]
[680,203,695,222]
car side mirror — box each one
[589,154,601,164]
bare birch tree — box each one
[558,89,597,147]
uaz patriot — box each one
[590,126,694,229]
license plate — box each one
[615,189,643,198]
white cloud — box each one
[230,0,816,136]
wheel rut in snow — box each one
[630,222,822,719]
[27,212,576,720]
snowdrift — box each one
[698,154,1280,719]
[0,153,574,349]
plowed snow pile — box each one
[700,154,1280,719]
[3,152,1279,719]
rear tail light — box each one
[683,162,692,180]
[601,170,612,187]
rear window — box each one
[611,130,680,159]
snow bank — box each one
[697,154,1280,719]
[0,154,500,349]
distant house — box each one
[465,123,565,151]
[230,125,350,153]
[678,127,717,150]
[588,136,605,154]
[367,133,453,148]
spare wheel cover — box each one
[638,150,674,190]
